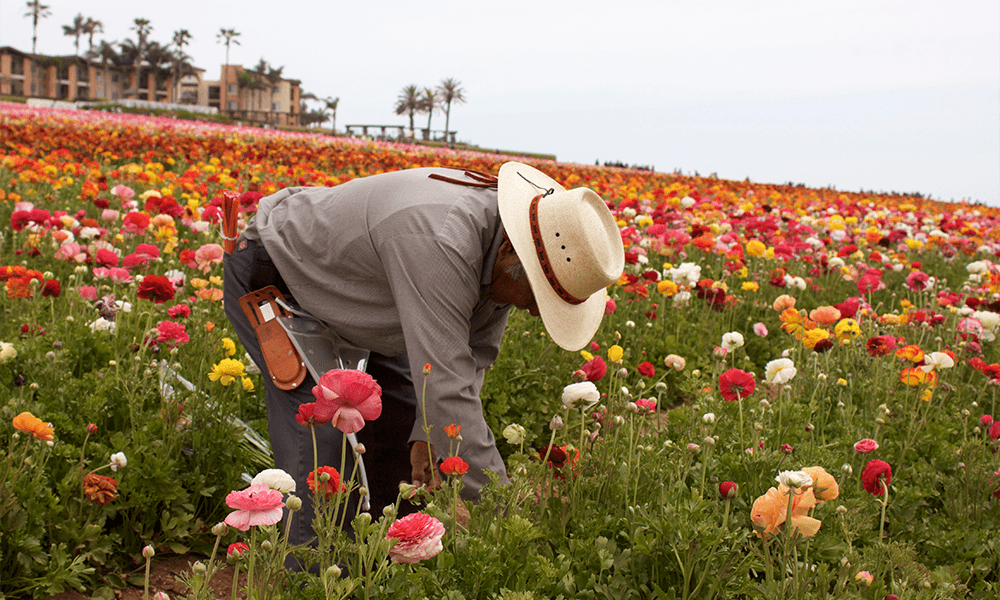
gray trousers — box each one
[222,237,419,554]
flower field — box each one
[2,102,1000,599]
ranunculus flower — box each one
[765,358,797,384]
[580,356,607,382]
[227,542,249,557]
[801,466,839,502]
[503,423,526,445]
[663,354,686,370]
[866,335,898,357]
[604,299,617,315]
[137,275,176,304]
[775,470,813,489]
[719,368,755,402]
[861,459,892,496]
[41,279,61,298]
[312,369,383,434]
[637,360,656,378]
[635,397,657,412]
[753,322,768,337]
[561,381,600,410]
[854,438,879,453]
[252,468,296,494]
[721,331,745,351]
[440,456,469,477]
[719,481,738,499]
[83,473,118,505]
[750,486,821,540]
[194,243,225,274]
[307,466,346,498]
[109,452,127,472]
[386,512,446,564]
[296,402,332,427]
[608,345,624,363]
[208,358,247,386]
[95,248,119,268]
[12,411,54,441]
[809,306,842,327]
[224,482,285,531]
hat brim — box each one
[497,162,608,351]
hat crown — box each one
[535,189,623,301]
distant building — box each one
[0,46,301,126]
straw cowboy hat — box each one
[497,162,625,351]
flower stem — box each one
[879,479,889,541]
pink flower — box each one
[312,369,383,434]
[580,356,607,382]
[151,320,190,349]
[134,243,160,261]
[854,438,879,453]
[78,285,98,301]
[223,482,285,531]
[386,512,446,563]
[635,398,657,413]
[604,299,617,315]
[95,248,119,268]
[753,322,768,337]
[111,184,135,201]
[168,304,191,319]
[194,244,225,274]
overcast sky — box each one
[2,1,998,206]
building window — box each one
[12,60,24,75]
[11,79,24,95]
[77,85,88,98]
[111,73,119,83]
[272,102,279,111]
[209,86,220,100]
[228,84,237,94]
[58,65,70,80]
[228,101,238,110]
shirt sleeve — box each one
[374,214,509,499]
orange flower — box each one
[772,294,797,312]
[750,485,822,540]
[895,344,925,363]
[83,473,118,505]
[12,411,54,441]
[444,424,462,439]
[899,367,938,388]
[801,466,839,502]
[809,306,842,327]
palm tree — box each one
[90,40,119,100]
[127,18,153,99]
[323,97,339,134]
[418,88,438,139]
[82,18,104,54]
[23,1,51,54]
[143,42,174,102]
[265,63,285,119]
[216,28,241,111]
[394,84,420,138]
[436,78,466,141]
[171,30,193,103]
[62,14,86,56]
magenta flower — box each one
[223,483,285,531]
[312,369,383,434]
[386,512,446,563]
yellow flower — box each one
[208,359,246,386]
[608,345,624,363]
[190,278,209,290]
[579,350,594,362]
[745,240,766,258]
[834,318,860,343]
[241,377,255,392]
[741,281,759,292]
[656,280,679,297]
[221,337,236,357]
[801,328,830,350]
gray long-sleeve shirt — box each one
[243,167,511,497]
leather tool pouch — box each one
[238,286,307,390]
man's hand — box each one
[409,441,441,490]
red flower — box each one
[990,421,1000,441]
[295,402,331,427]
[439,456,469,477]
[719,481,738,499]
[861,459,892,496]
[167,304,191,319]
[40,279,60,298]
[981,415,994,428]
[83,473,118,505]
[137,275,176,303]
[637,361,655,378]
[227,542,249,557]
[580,356,607,382]
[307,466,346,498]
[95,248,119,268]
[866,335,898,357]
[718,368,756,402]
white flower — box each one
[775,470,813,489]
[191,221,210,234]
[702,412,716,424]
[669,262,702,286]
[920,352,955,373]
[115,300,132,313]
[673,290,691,307]
[109,452,128,472]
[973,310,999,332]
[680,196,696,208]
[967,261,988,275]
[721,332,745,351]
[88,317,116,333]
[252,468,296,493]
[0,341,16,363]
[503,423,526,445]
[561,382,600,411]
[765,358,798,384]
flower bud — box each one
[355,512,372,527]
[549,415,563,431]
[354,443,366,455]
[286,495,303,511]
[687,443,701,455]
[142,545,155,559]
[703,436,716,447]
[319,472,331,483]
[153,592,170,600]
[326,565,342,579]
[260,540,273,551]
[358,486,369,497]
[211,522,228,537]
[841,464,853,476]
[718,481,738,499]
[192,561,207,574]
[618,368,628,378]
[702,412,715,424]
[836,505,848,515]
[382,504,396,519]
[625,402,638,414]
